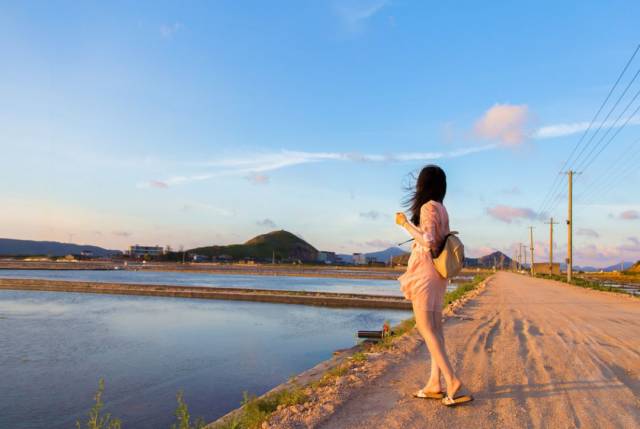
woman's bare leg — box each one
[414,307,461,397]
[424,311,445,391]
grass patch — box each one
[171,391,206,429]
[213,387,309,429]
[443,274,488,307]
[76,379,122,429]
[536,273,638,297]
[351,352,367,363]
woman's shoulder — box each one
[420,200,445,211]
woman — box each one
[395,165,472,407]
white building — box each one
[352,253,367,265]
[129,245,164,258]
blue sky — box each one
[1,1,639,266]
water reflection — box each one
[0,290,410,429]
[0,269,462,295]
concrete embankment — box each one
[0,278,412,310]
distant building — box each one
[129,245,164,258]
[353,253,367,265]
[191,254,210,262]
[79,250,94,259]
[533,262,561,275]
[317,251,337,264]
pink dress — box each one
[398,201,450,312]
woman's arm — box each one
[395,211,434,249]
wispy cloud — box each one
[181,202,233,217]
[148,180,169,189]
[533,116,640,139]
[256,218,277,228]
[246,172,270,185]
[113,230,132,237]
[359,210,381,220]
[160,22,182,39]
[486,205,542,223]
[576,228,599,238]
[500,186,521,195]
[334,0,390,31]
[140,145,495,189]
[620,209,640,220]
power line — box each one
[576,92,640,173]
[537,44,640,216]
[571,66,640,172]
[577,136,640,204]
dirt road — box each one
[319,272,640,429]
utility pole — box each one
[529,226,535,276]
[565,171,580,282]
[545,217,559,274]
[522,244,527,269]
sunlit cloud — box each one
[246,173,270,185]
[620,209,640,220]
[474,104,531,146]
[486,204,541,223]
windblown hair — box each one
[404,165,447,225]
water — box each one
[602,281,640,295]
[0,290,410,429]
[0,269,405,296]
[0,269,463,294]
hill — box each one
[189,230,318,262]
[392,249,513,269]
[0,238,120,257]
[630,261,640,273]
[338,247,406,264]
[465,251,513,269]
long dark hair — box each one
[404,165,447,225]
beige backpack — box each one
[431,231,465,279]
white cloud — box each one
[474,104,531,146]
[334,0,389,31]
[533,116,640,139]
[141,146,496,189]
[160,22,182,39]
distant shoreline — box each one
[0,277,414,310]
[0,260,412,280]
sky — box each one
[1,1,639,267]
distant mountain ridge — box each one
[189,230,318,262]
[338,247,406,264]
[0,238,119,257]
[392,250,513,269]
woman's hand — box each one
[395,212,408,226]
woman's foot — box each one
[442,378,473,406]
[422,381,443,394]
[446,378,462,399]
